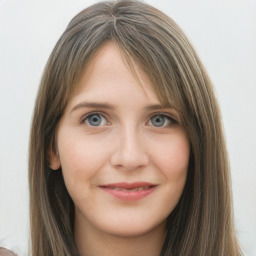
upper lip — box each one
[100,182,156,189]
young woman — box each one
[29,0,242,255]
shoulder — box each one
[0,247,17,256]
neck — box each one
[74,216,166,256]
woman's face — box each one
[50,42,190,238]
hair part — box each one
[29,0,242,255]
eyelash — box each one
[148,112,178,127]
[80,111,109,125]
[80,111,178,127]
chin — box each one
[99,218,166,238]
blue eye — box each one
[149,114,176,127]
[84,113,108,126]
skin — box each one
[50,41,190,256]
[0,248,17,256]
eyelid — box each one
[80,111,110,124]
[149,112,178,124]
[79,110,178,126]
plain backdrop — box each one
[0,0,255,255]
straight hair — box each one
[29,0,242,255]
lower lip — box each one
[100,186,156,201]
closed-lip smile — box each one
[99,182,157,201]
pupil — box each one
[152,115,165,127]
[89,114,102,126]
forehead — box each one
[68,41,159,106]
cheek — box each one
[57,132,109,192]
[158,137,190,214]
[152,133,190,171]
[164,140,190,172]
[150,132,190,191]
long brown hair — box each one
[29,0,242,255]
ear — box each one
[48,144,61,170]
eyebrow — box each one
[70,102,172,114]
[70,102,115,113]
[144,104,168,111]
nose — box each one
[110,127,149,171]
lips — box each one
[99,182,157,201]
[106,186,151,192]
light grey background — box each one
[0,0,255,255]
